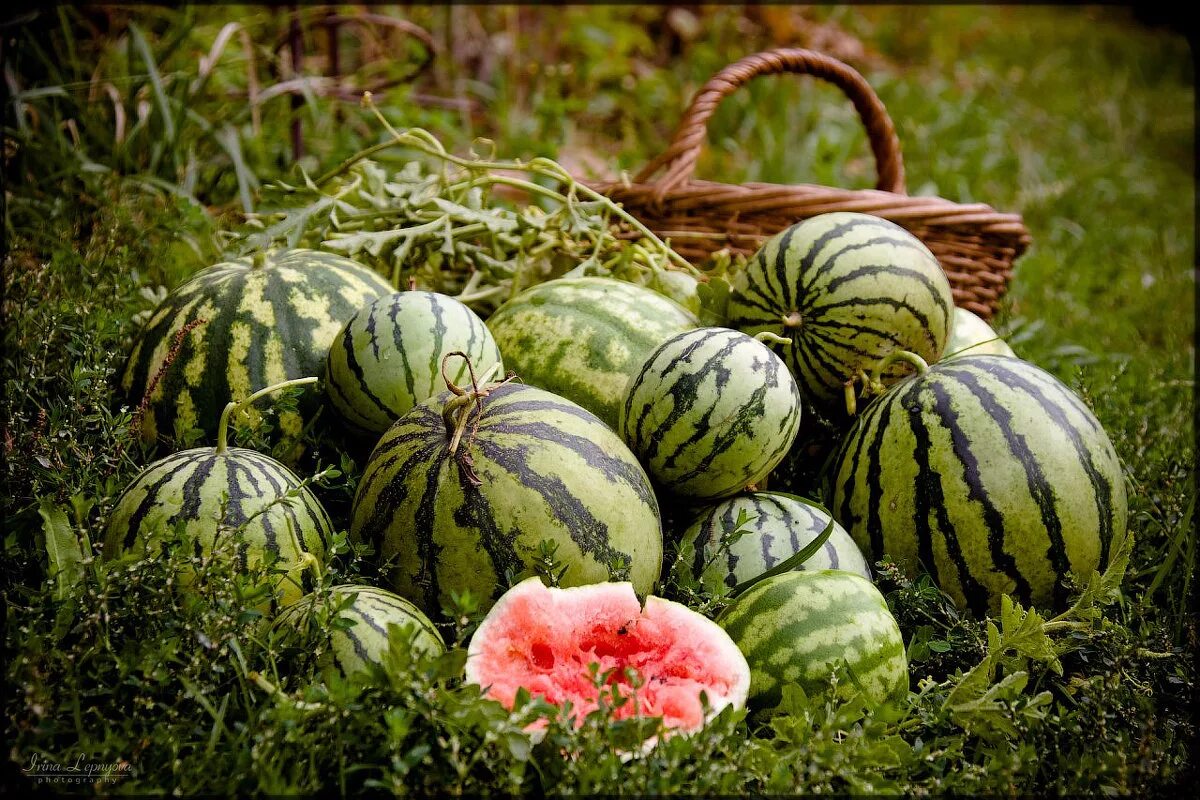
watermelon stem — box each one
[439,352,508,458]
[215,376,319,453]
[754,331,792,347]
[869,349,930,389]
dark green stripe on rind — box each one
[828,355,1126,614]
[350,382,663,616]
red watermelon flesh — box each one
[465,577,750,732]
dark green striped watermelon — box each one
[620,327,802,501]
[276,585,444,682]
[103,446,334,608]
[727,212,954,412]
[717,569,907,709]
[675,492,871,594]
[485,277,699,429]
[326,291,503,435]
[943,307,1016,359]
[826,354,1127,615]
[350,382,663,615]
[121,249,393,451]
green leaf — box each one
[696,276,731,326]
[38,498,91,599]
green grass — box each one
[3,5,1194,795]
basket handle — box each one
[635,49,907,200]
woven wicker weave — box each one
[587,49,1031,319]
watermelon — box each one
[276,585,444,682]
[325,290,503,435]
[826,354,1127,615]
[648,270,703,316]
[620,327,802,501]
[675,492,871,594]
[103,446,333,608]
[485,277,699,429]
[465,577,750,732]
[717,569,907,709]
[350,382,664,615]
[121,249,393,450]
[727,212,954,412]
[943,307,1016,359]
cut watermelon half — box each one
[465,577,750,732]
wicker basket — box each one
[587,48,1031,320]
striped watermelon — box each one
[675,492,871,594]
[350,382,663,615]
[826,354,1127,615]
[943,307,1016,359]
[276,585,444,682]
[619,327,802,501]
[121,249,392,450]
[727,212,954,412]
[485,277,699,429]
[717,569,908,709]
[326,291,503,435]
[103,446,334,608]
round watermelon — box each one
[717,569,907,710]
[727,212,954,412]
[350,382,664,615]
[325,290,503,435]
[121,248,393,451]
[675,492,871,594]
[620,327,802,501]
[466,577,750,733]
[943,307,1016,359]
[485,276,699,430]
[103,446,334,608]
[826,354,1127,615]
[276,584,444,682]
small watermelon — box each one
[104,378,334,608]
[325,290,503,435]
[121,249,393,451]
[620,327,802,501]
[717,569,907,710]
[351,382,663,615]
[675,492,871,594]
[485,276,699,429]
[465,577,750,732]
[727,212,954,412]
[103,447,333,608]
[275,585,444,682]
[826,354,1127,615]
[943,307,1016,359]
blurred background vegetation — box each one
[2,4,1194,795]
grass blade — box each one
[128,21,177,143]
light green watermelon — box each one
[717,569,907,709]
[943,307,1016,359]
[485,276,699,429]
